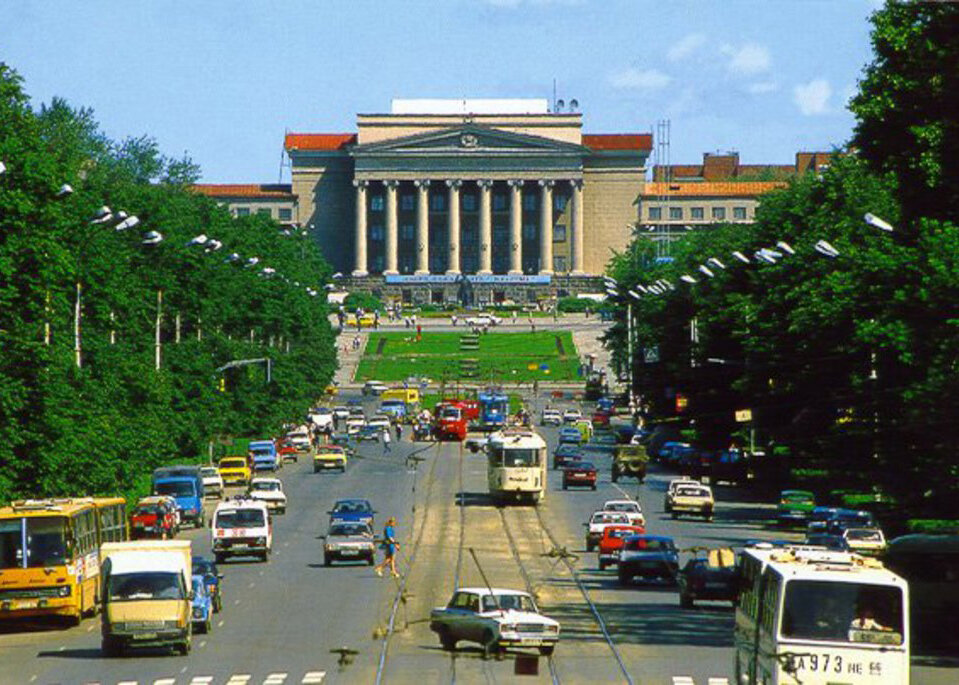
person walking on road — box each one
[374,517,401,578]
[395,422,403,442]
[382,428,392,453]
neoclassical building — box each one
[284,99,651,302]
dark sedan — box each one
[562,461,597,490]
[618,535,679,585]
[552,443,582,469]
[677,548,739,608]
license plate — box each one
[233,543,249,549]
[13,600,38,610]
[517,638,546,646]
[341,550,359,556]
[134,632,158,640]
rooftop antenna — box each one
[552,78,556,113]
[278,127,291,183]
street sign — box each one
[735,409,753,423]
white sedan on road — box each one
[430,587,559,656]
[562,408,583,423]
[463,313,501,327]
[199,466,224,498]
[248,477,287,515]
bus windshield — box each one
[108,572,185,601]
[781,579,904,645]
[155,481,196,498]
[0,517,69,569]
[490,448,540,467]
[216,509,265,529]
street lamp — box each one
[864,213,894,232]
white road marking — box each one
[189,677,213,685]
[180,666,188,673]
[29,677,37,684]
[234,599,241,605]
[86,624,94,631]
[154,679,176,685]
[117,681,138,685]
[708,679,730,685]
[225,676,251,685]
[301,672,326,684]
[672,678,695,685]
[248,582,256,588]
[58,645,66,651]
[217,619,225,627]
[199,639,207,648]
[264,674,288,685]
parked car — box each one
[677,547,739,608]
[323,521,376,566]
[199,466,224,499]
[190,576,214,634]
[777,489,816,526]
[552,443,582,469]
[617,535,679,585]
[602,499,645,527]
[191,556,223,613]
[541,408,563,426]
[362,380,388,396]
[429,587,560,657]
[247,477,287,515]
[597,525,645,570]
[584,511,632,552]
[669,483,715,522]
[329,498,375,526]
[562,461,597,490]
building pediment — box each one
[351,124,587,158]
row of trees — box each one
[0,64,337,503]
[605,3,959,512]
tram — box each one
[486,428,547,504]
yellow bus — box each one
[0,497,127,625]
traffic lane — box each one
[0,442,417,684]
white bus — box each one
[734,545,909,685]
[487,429,547,504]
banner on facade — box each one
[384,274,551,285]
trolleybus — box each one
[734,544,909,684]
[487,428,547,504]
[0,497,127,624]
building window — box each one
[553,224,567,242]
[401,194,415,211]
[462,193,476,212]
[278,208,292,221]
[493,193,507,211]
[523,193,537,211]
[400,257,415,274]
[712,207,726,221]
[400,223,415,240]
[553,255,567,272]
[554,194,569,212]
[430,193,446,212]
[257,208,271,217]
[370,195,384,212]
[691,207,704,220]
[733,206,747,220]
[648,207,662,220]
[522,222,537,240]
[370,225,384,241]
[236,207,250,217]
[669,207,683,220]
[372,255,385,271]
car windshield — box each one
[330,523,372,537]
[624,537,673,551]
[220,459,246,469]
[677,487,708,497]
[192,560,215,575]
[441,407,461,419]
[481,594,536,612]
[133,505,162,516]
[251,482,280,492]
[781,580,904,645]
[568,462,594,470]
[108,572,185,601]
[191,577,206,596]
[846,529,883,542]
[200,467,218,477]
[334,502,370,515]
[592,513,628,524]
[606,503,640,513]
[215,509,265,528]
[155,481,195,498]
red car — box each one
[591,411,611,427]
[597,524,645,570]
[278,442,298,463]
[562,461,597,490]
[434,403,468,441]
[130,495,179,540]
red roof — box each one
[284,133,356,151]
[583,134,652,151]
[192,184,293,199]
[642,181,787,198]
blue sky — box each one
[2,0,881,183]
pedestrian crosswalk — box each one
[81,672,325,685]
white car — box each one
[308,407,334,431]
[366,414,391,431]
[199,466,224,498]
[464,433,489,453]
[842,527,887,556]
[248,477,287,515]
[562,408,583,424]
[540,409,562,426]
[362,380,388,396]
[332,405,350,421]
[212,498,272,563]
[602,499,645,528]
[584,511,632,551]
[430,587,559,656]
[346,417,365,435]
[286,427,313,454]
[463,313,501,327]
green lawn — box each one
[355,331,581,382]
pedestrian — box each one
[395,422,402,442]
[382,428,392,453]
[374,517,401,578]
[451,314,457,326]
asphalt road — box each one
[0,392,955,685]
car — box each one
[806,506,843,535]
[777,489,816,526]
[824,508,877,535]
[346,417,366,436]
[429,587,560,657]
[199,466,224,498]
[540,408,562,426]
[308,407,333,431]
[463,313,502,327]
[362,380,388,396]
[357,424,382,442]
[212,498,272,563]
[804,532,848,551]
[314,444,348,472]
[591,410,611,427]
[552,443,581,469]
[664,477,701,513]
[558,426,582,445]
[366,414,392,431]
[562,408,583,424]
[346,313,376,328]
[657,441,691,463]
[709,448,750,485]
[573,418,593,441]
[602,499,645,527]
[330,432,355,455]
[617,535,679,585]
[247,477,287,514]
[332,405,350,421]
[464,433,489,453]
[584,511,632,552]
[286,426,313,454]
[129,495,179,540]
[323,521,376,566]
[249,439,280,472]
[329,498,375,526]
[348,405,366,418]
[218,456,252,487]
[596,397,615,413]
[562,461,597,490]
[379,399,407,420]
[191,556,223,613]
[597,524,645,570]
[278,441,299,463]
[677,547,739,608]
[842,527,887,556]
[611,445,648,483]
[190,576,214,634]
[669,483,714,521]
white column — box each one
[414,179,430,274]
[478,180,493,274]
[446,180,462,274]
[508,179,524,275]
[352,179,369,276]
[384,180,399,275]
[571,179,585,274]
[538,180,554,275]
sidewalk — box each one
[332,329,369,386]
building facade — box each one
[191,184,298,225]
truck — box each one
[248,439,279,472]
[99,540,192,656]
[478,391,509,431]
[152,466,206,528]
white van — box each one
[212,498,272,563]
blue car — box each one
[191,576,213,634]
[379,399,407,420]
[329,498,376,526]
[249,439,278,472]
[558,427,582,445]
[192,556,222,613]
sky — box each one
[1,0,881,183]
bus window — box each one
[25,518,68,567]
[501,449,539,467]
[780,580,903,644]
[0,519,23,568]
